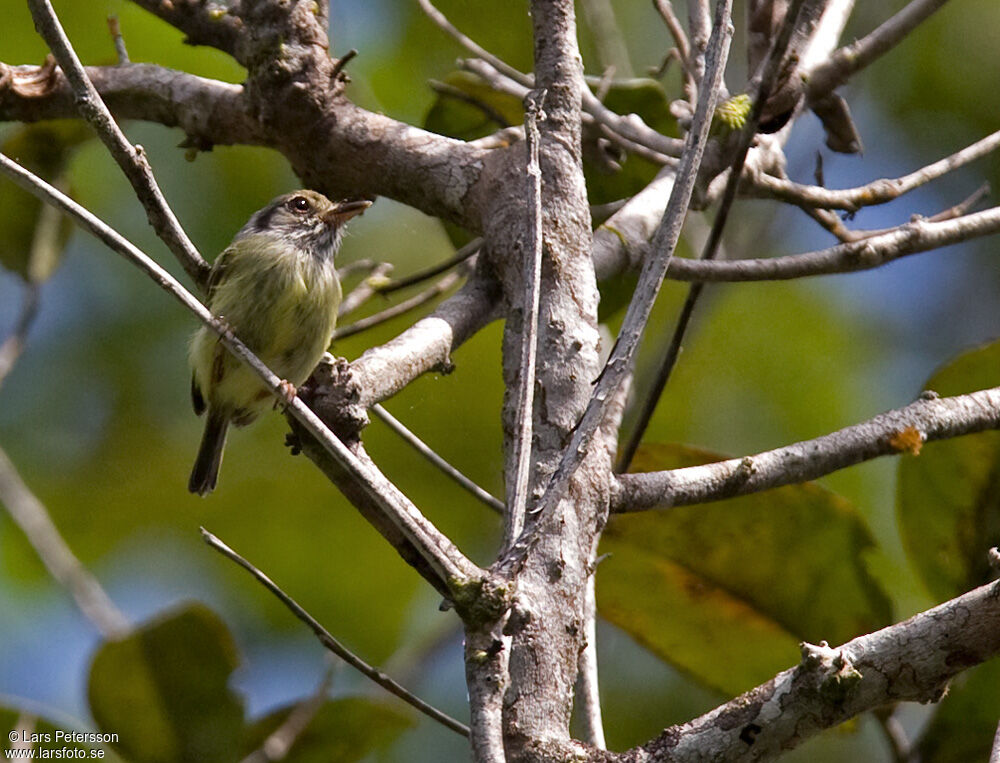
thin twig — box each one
[416,0,530,86]
[618,0,809,471]
[0,283,39,391]
[337,258,383,280]
[611,386,1000,512]
[576,572,606,749]
[106,16,129,65]
[652,0,695,98]
[822,183,993,244]
[372,404,504,515]
[338,262,394,318]
[505,90,546,550]
[329,48,357,82]
[926,182,991,222]
[0,152,485,594]
[27,0,210,286]
[874,707,910,763]
[376,238,481,294]
[0,445,129,638]
[333,268,466,340]
[499,0,734,575]
[239,667,335,763]
[428,80,511,128]
[416,0,685,160]
[748,129,1000,211]
[459,58,681,165]
[200,528,470,737]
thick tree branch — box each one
[467,0,613,757]
[534,576,1000,761]
[0,61,490,231]
[646,578,1000,762]
[500,0,734,575]
[610,386,1000,512]
[662,205,1000,282]
[0,62,262,146]
[312,272,502,435]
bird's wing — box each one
[205,246,234,303]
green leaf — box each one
[0,120,89,282]
[914,658,1000,763]
[897,341,1000,601]
[424,71,523,141]
[240,697,413,762]
[599,443,891,696]
[87,603,244,763]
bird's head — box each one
[241,190,372,260]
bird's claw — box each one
[276,380,298,409]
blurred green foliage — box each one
[88,605,244,762]
[897,340,1000,601]
[0,1,999,761]
[600,444,891,696]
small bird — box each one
[188,190,371,496]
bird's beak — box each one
[325,199,372,225]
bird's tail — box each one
[189,411,228,496]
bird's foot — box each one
[275,380,298,410]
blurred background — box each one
[0,1,998,760]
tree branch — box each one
[0,283,39,391]
[500,0,734,575]
[371,404,504,515]
[662,205,1000,282]
[505,89,546,549]
[576,572,606,749]
[652,0,695,99]
[314,271,502,428]
[536,574,1000,761]
[806,0,952,104]
[618,0,812,472]
[127,0,246,60]
[644,577,1000,762]
[332,267,466,340]
[746,129,1000,211]
[0,62,262,147]
[201,528,470,737]
[0,445,129,639]
[611,386,1000,512]
[27,0,210,286]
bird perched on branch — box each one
[188,190,371,496]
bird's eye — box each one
[288,196,311,214]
